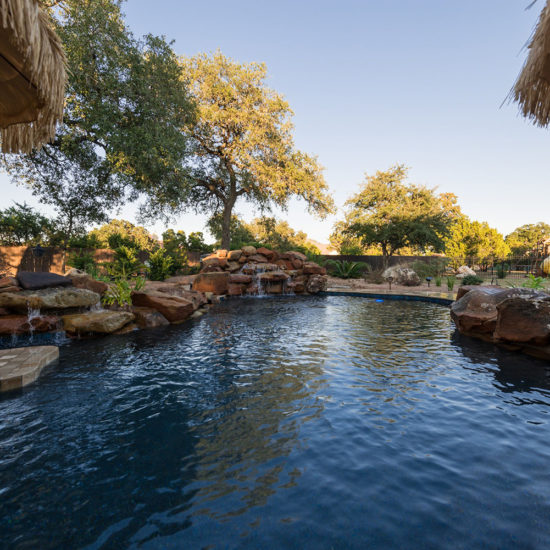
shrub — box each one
[147,248,174,281]
[446,276,456,291]
[522,274,547,291]
[327,260,362,279]
[67,250,97,276]
[105,246,145,279]
[435,275,442,287]
[102,276,145,308]
[412,258,449,279]
[461,274,483,286]
[495,262,510,279]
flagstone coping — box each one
[0,346,59,392]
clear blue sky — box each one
[2,0,548,243]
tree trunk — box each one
[220,199,235,250]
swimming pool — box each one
[1,296,550,549]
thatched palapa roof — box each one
[0,0,66,153]
[512,0,550,126]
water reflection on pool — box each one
[1,296,550,549]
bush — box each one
[411,258,449,279]
[446,276,456,291]
[147,248,174,281]
[67,250,97,274]
[495,262,510,279]
[461,274,483,286]
[327,260,362,279]
[102,276,145,308]
[105,246,144,279]
[435,275,442,287]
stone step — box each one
[0,346,59,392]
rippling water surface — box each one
[2,296,550,549]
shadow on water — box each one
[451,330,550,397]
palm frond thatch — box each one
[0,0,66,153]
[511,0,550,127]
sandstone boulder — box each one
[69,273,109,296]
[229,274,252,284]
[227,261,241,272]
[247,254,268,263]
[306,275,327,294]
[131,292,195,323]
[131,307,169,329]
[164,275,197,285]
[216,249,228,259]
[281,251,307,262]
[0,286,20,294]
[258,272,290,283]
[192,272,229,295]
[303,262,326,275]
[227,284,245,296]
[0,314,59,335]
[63,311,135,334]
[456,285,502,301]
[142,282,207,308]
[256,247,277,261]
[227,250,242,261]
[0,288,100,313]
[241,246,256,256]
[16,271,72,291]
[382,266,421,286]
[450,287,506,336]
[494,290,550,346]
[0,276,18,289]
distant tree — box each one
[89,219,158,251]
[505,222,550,257]
[341,165,456,267]
[445,217,510,261]
[206,214,256,249]
[179,51,334,249]
[3,0,193,228]
[0,203,54,246]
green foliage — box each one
[0,202,54,246]
[66,251,98,277]
[340,165,457,266]
[435,275,442,287]
[147,249,174,281]
[445,217,510,261]
[102,277,144,308]
[495,262,510,279]
[3,0,193,233]
[180,51,334,248]
[411,258,449,279]
[461,275,484,286]
[327,260,363,279]
[90,220,157,252]
[105,246,145,279]
[187,232,213,253]
[522,274,547,290]
[505,223,550,257]
[446,276,456,291]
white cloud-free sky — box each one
[1,0,548,243]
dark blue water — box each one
[2,296,550,549]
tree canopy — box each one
[2,0,193,229]
[179,51,334,249]
[505,223,550,257]
[88,219,158,251]
[339,165,456,265]
[444,217,510,261]
[0,203,54,246]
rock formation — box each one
[451,286,550,361]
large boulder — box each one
[16,271,72,291]
[229,274,252,284]
[142,282,207,309]
[163,275,197,285]
[192,272,229,295]
[280,251,307,262]
[306,274,328,294]
[456,285,502,301]
[247,254,268,263]
[0,288,100,313]
[63,311,135,335]
[0,314,59,335]
[494,290,550,346]
[241,246,256,256]
[227,250,242,261]
[131,306,170,329]
[69,273,109,296]
[382,266,421,286]
[258,272,290,283]
[456,265,476,279]
[303,262,326,275]
[450,287,506,336]
[0,276,18,289]
[256,247,277,261]
[131,292,195,323]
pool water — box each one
[2,296,550,549]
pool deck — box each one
[0,346,59,392]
